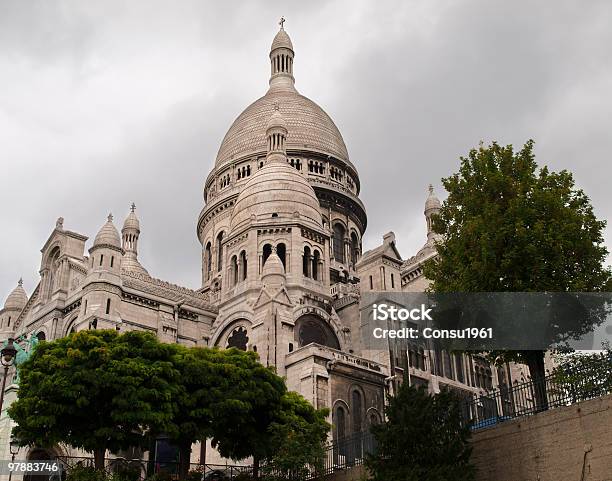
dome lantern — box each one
[265,104,288,164]
[269,18,295,91]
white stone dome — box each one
[93,214,121,248]
[230,161,322,232]
[4,279,27,310]
[215,90,349,168]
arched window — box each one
[333,224,345,263]
[216,232,224,272]
[312,250,320,281]
[276,243,286,269]
[303,247,311,277]
[295,314,340,350]
[36,331,46,341]
[350,232,359,266]
[105,298,111,315]
[231,255,238,286]
[205,242,212,280]
[335,406,346,440]
[351,390,363,434]
[240,251,247,281]
[262,244,273,268]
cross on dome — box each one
[131,202,136,213]
[279,16,285,30]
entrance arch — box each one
[294,314,340,350]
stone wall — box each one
[324,394,612,481]
[471,394,612,481]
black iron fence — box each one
[461,356,612,430]
[55,457,253,481]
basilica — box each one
[0,23,511,464]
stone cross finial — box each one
[108,213,113,222]
[279,16,285,29]
[56,217,64,229]
[18,277,23,287]
[131,202,136,213]
[428,184,434,195]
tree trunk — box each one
[93,448,106,471]
[252,456,259,480]
[525,350,549,412]
[178,441,192,481]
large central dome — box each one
[216,92,349,166]
[215,27,349,167]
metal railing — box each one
[461,356,612,430]
[55,457,253,481]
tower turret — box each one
[424,184,441,241]
[121,203,149,275]
[1,278,28,332]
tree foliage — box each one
[169,346,286,477]
[262,391,330,480]
[423,140,611,389]
[551,344,612,402]
[366,382,474,481]
[9,330,181,468]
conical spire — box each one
[269,18,295,91]
[261,248,286,289]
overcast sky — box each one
[1,0,611,301]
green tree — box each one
[262,391,330,480]
[205,348,287,478]
[366,382,474,481]
[168,346,287,479]
[9,330,181,470]
[424,140,611,406]
[551,343,612,402]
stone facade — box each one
[1,23,509,465]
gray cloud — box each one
[1,0,610,300]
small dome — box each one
[229,161,322,232]
[122,203,140,231]
[93,214,121,248]
[261,251,285,288]
[425,185,441,212]
[4,279,27,310]
[271,28,293,51]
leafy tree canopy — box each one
[263,391,330,479]
[423,140,611,384]
[9,330,181,467]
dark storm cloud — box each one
[1,0,610,301]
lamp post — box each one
[8,435,20,481]
[0,338,18,414]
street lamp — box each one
[9,434,20,481]
[0,338,18,414]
